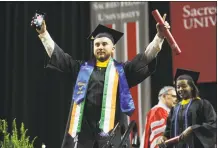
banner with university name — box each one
[90,2,151,137]
[170,2,216,82]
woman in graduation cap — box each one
[158,69,217,148]
[33,14,170,148]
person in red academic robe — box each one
[140,86,177,148]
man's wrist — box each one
[38,30,48,38]
[157,33,165,39]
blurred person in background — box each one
[140,86,177,148]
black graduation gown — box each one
[46,43,157,148]
[164,99,217,148]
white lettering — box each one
[116,13,121,19]
[205,16,209,27]
[183,5,191,18]
[136,11,140,17]
[193,17,204,28]
[183,16,216,29]
[97,14,104,21]
[209,16,217,26]
[197,7,205,16]
[92,2,105,10]
[120,2,144,7]
[96,11,140,22]
[105,2,120,9]
[183,5,217,17]
[208,7,216,15]
[183,5,216,29]
[183,19,193,29]
[92,2,145,10]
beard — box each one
[95,53,110,62]
[178,91,191,99]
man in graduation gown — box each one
[158,69,217,148]
[140,86,177,148]
[34,14,170,148]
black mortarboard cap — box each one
[174,68,200,84]
[87,24,123,44]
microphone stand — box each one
[102,122,120,148]
[118,120,140,148]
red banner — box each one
[126,22,139,132]
[170,2,216,83]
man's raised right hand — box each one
[36,20,47,35]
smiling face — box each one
[176,79,193,99]
[93,37,115,62]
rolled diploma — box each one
[152,9,181,55]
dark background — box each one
[0,2,216,148]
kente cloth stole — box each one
[68,58,135,138]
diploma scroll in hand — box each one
[152,9,181,55]
[158,136,180,148]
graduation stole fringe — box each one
[68,101,85,138]
[68,58,118,138]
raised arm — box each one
[144,14,169,64]
[124,15,170,87]
[36,21,82,73]
[37,21,54,58]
